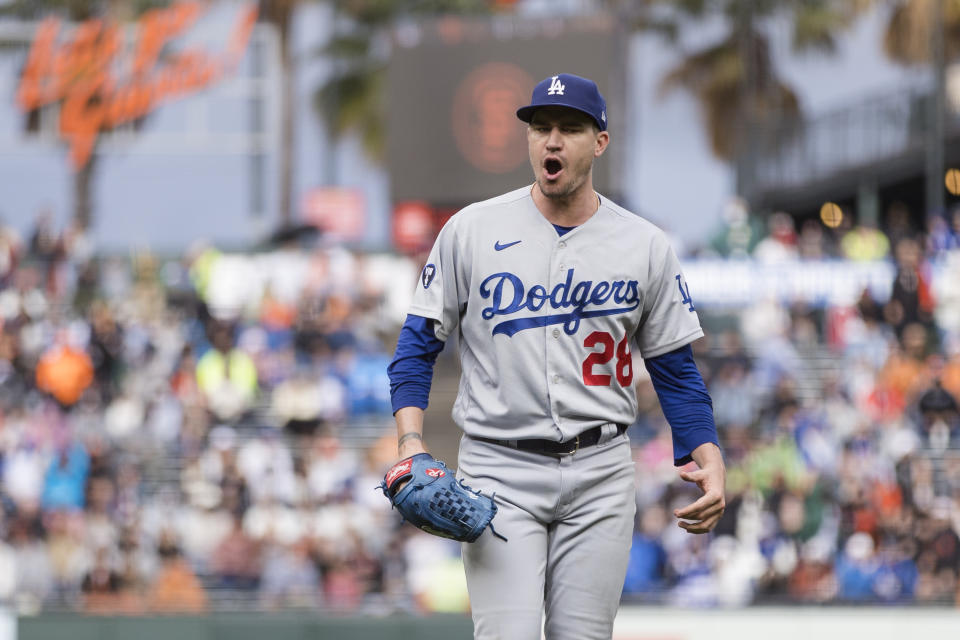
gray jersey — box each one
[409,185,703,441]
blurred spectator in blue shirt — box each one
[836,532,880,601]
[41,442,89,511]
[623,505,668,597]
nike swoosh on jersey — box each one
[494,240,522,251]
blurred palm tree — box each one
[262,0,492,223]
[627,1,960,162]
[313,0,491,169]
[883,0,960,65]
[258,0,300,224]
[881,0,959,214]
[621,0,871,164]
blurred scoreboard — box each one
[387,14,626,208]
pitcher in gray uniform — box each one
[387,72,726,640]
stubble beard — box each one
[537,168,587,203]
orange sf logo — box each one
[16,1,258,170]
[451,63,532,174]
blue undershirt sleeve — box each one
[387,314,446,414]
[643,343,720,466]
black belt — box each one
[473,424,627,457]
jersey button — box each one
[552,374,560,384]
[558,241,566,249]
[552,329,560,338]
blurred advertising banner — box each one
[387,15,625,207]
[683,259,896,309]
[302,187,366,242]
[392,201,436,253]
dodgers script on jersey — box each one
[408,185,703,441]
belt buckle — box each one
[558,434,580,457]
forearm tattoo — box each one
[397,432,423,449]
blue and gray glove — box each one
[380,453,504,543]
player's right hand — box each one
[674,442,726,534]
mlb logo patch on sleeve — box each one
[422,264,437,289]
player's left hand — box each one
[674,442,726,534]
[380,453,502,543]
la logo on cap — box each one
[547,75,565,96]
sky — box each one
[0,2,923,254]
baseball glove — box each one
[380,453,505,543]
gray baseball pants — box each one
[456,425,635,640]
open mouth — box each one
[544,158,563,180]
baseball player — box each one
[387,73,725,639]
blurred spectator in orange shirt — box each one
[878,325,929,403]
[938,353,960,401]
[148,532,208,613]
[260,285,296,331]
[35,333,93,406]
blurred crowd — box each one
[1,198,960,615]
[0,213,452,615]
[624,200,960,606]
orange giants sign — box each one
[16,1,258,169]
[451,63,532,174]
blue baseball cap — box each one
[516,73,607,131]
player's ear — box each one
[594,130,610,158]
